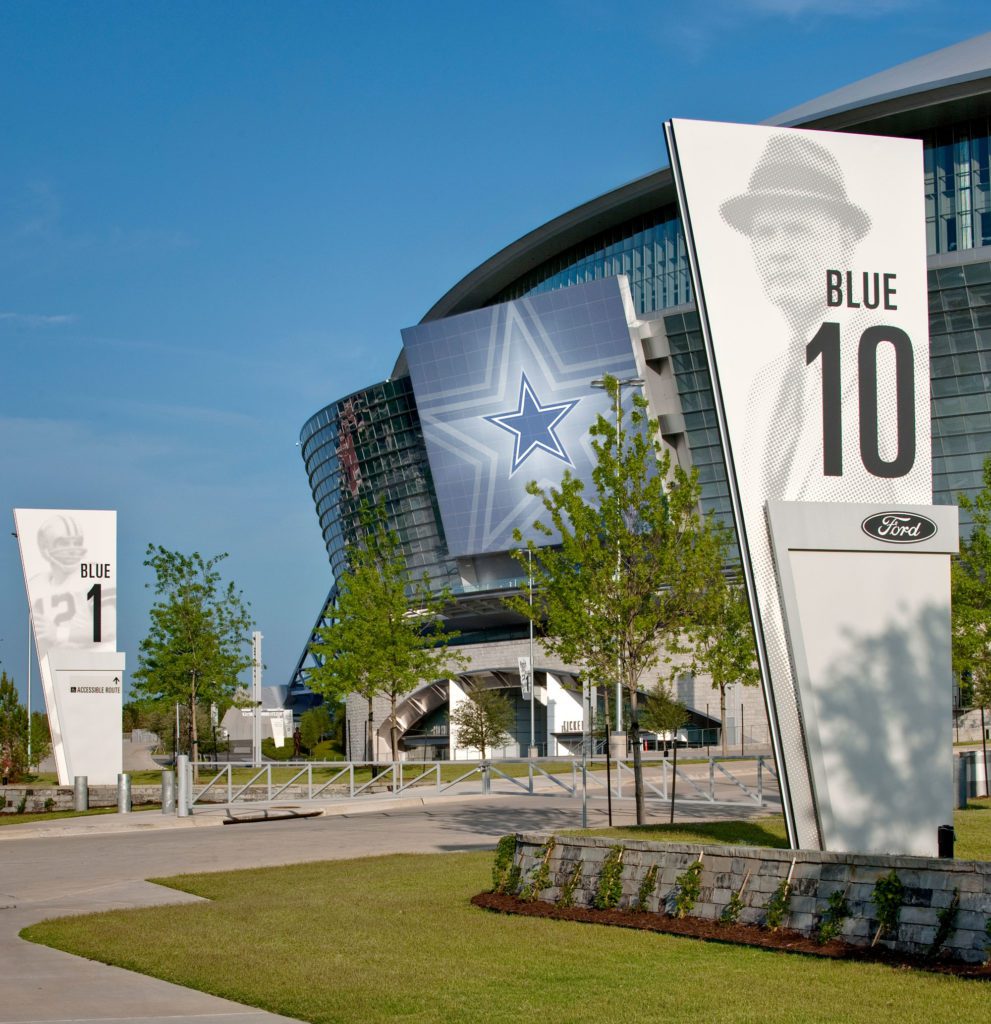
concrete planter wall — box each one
[512,833,991,964]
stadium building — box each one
[290,33,991,760]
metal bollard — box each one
[176,755,189,817]
[161,770,175,814]
[956,752,969,809]
[73,775,89,812]
[117,773,132,814]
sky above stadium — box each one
[0,0,986,704]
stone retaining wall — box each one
[512,833,991,964]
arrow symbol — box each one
[113,676,120,684]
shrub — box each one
[594,846,624,910]
[928,889,960,959]
[870,870,904,945]
[764,878,792,931]
[636,864,659,913]
[673,859,704,919]
[521,837,555,902]
[558,860,584,908]
[720,889,745,925]
[817,889,850,944]
[492,835,518,893]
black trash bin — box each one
[937,824,955,859]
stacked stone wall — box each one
[511,833,991,964]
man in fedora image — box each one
[718,132,877,500]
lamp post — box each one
[527,548,537,758]
[589,375,645,757]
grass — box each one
[22,814,991,1024]
[0,805,159,826]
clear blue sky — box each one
[0,0,985,706]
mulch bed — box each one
[472,891,991,980]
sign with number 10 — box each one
[666,119,933,852]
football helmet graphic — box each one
[37,515,87,572]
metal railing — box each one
[177,753,777,814]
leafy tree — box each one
[511,375,727,824]
[679,573,760,755]
[450,688,514,758]
[300,704,331,754]
[309,507,466,762]
[641,684,688,755]
[0,672,50,780]
[131,546,253,776]
[952,457,991,793]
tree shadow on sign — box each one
[807,602,952,855]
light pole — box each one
[589,375,645,754]
[527,548,536,758]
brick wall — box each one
[511,833,991,964]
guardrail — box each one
[176,753,777,815]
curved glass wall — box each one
[495,119,991,319]
[300,378,458,592]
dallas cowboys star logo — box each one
[484,372,580,475]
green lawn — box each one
[22,812,991,1024]
[0,805,159,826]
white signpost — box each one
[665,120,956,855]
[14,509,125,786]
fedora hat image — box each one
[720,132,870,240]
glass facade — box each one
[299,377,459,591]
[928,257,991,521]
[923,117,991,255]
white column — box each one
[448,679,480,760]
[544,672,582,756]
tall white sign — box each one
[14,509,125,785]
[665,120,951,854]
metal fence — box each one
[175,753,777,815]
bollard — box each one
[956,753,969,809]
[161,770,175,814]
[73,775,89,812]
[176,755,189,817]
[117,773,132,814]
[938,823,955,859]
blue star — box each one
[484,373,580,474]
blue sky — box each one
[0,0,985,705]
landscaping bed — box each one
[472,889,991,979]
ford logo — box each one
[861,512,937,544]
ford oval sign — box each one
[861,512,937,544]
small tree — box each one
[450,688,514,759]
[641,684,687,755]
[0,672,28,781]
[299,704,331,754]
[309,506,466,763]
[131,546,254,777]
[510,376,728,824]
[952,457,991,793]
[680,573,760,754]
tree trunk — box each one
[720,684,728,757]
[629,687,645,825]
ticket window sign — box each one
[14,509,125,785]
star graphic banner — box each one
[401,277,642,556]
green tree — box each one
[679,573,760,755]
[309,508,466,763]
[952,457,991,792]
[450,688,514,759]
[131,546,253,776]
[299,704,331,754]
[0,671,28,781]
[511,375,727,824]
[641,684,688,755]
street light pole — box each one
[590,375,645,752]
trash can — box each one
[937,824,955,859]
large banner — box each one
[14,509,124,784]
[401,277,643,556]
[665,120,936,852]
